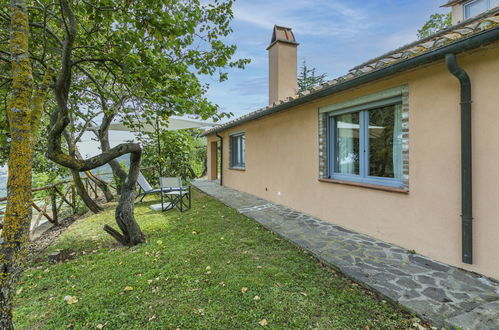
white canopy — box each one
[103,117,218,133]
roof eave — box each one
[441,0,466,7]
[203,26,499,137]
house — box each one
[203,3,499,280]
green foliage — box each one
[140,129,206,183]
[297,60,327,92]
[0,0,250,172]
[14,190,414,328]
[417,13,452,39]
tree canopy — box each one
[297,60,327,92]
[417,12,452,39]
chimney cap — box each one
[267,25,299,50]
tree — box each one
[297,60,327,92]
[0,0,50,327]
[0,0,247,324]
[0,0,248,246]
[417,13,452,39]
[139,129,206,183]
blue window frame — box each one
[230,133,245,168]
[327,99,404,188]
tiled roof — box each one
[203,8,499,136]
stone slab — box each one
[149,203,172,212]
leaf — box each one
[241,287,248,293]
[253,295,260,300]
[64,295,78,304]
[96,324,105,329]
[123,286,134,292]
[259,319,268,326]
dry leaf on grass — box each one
[259,319,268,326]
[63,295,78,304]
[241,287,248,293]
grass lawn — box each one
[14,188,416,329]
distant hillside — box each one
[91,154,131,175]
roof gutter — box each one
[446,53,473,264]
[204,26,499,136]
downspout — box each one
[215,133,223,186]
[445,53,473,264]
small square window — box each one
[230,133,245,168]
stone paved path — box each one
[193,180,499,329]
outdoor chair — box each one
[159,177,191,212]
[136,172,174,202]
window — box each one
[328,101,404,188]
[464,0,499,19]
[230,133,245,168]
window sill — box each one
[229,167,246,171]
[318,178,409,194]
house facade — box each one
[204,4,499,280]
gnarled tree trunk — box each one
[85,171,114,202]
[46,0,145,246]
[62,131,103,213]
[72,170,103,213]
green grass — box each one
[14,189,414,329]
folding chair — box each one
[159,177,191,212]
[136,171,172,202]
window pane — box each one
[368,104,403,179]
[231,134,245,167]
[335,112,360,175]
[464,0,487,18]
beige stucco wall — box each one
[268,41,297,105]
[207,44,499,280]
[451,3,464,25]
